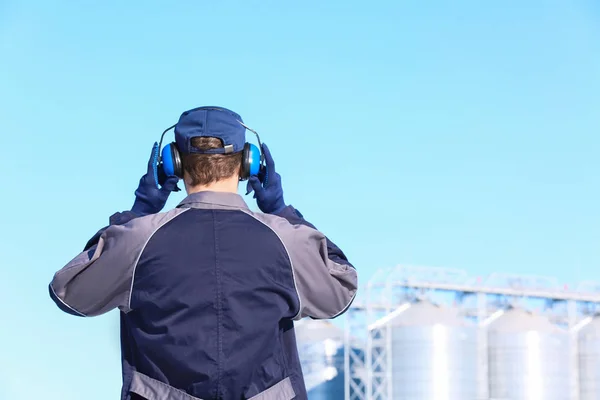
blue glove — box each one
[131,142,181,216]
[246,143,286,214]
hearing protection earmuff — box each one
[157,121,265,182]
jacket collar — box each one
[177,191,249,210]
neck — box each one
[185,176,239,195]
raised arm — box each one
[50,143,181,316]
[50,221,142,317]
[246,143,358,320]
[265,206,357,320]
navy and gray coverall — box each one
[49,191,357,400]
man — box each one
[49,106,357,400]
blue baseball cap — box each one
[174,106,246,155]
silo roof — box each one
[385,301,469,327]
[488,307,564,333]
[578,315,600,336]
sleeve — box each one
[82,211,141,251]
[271,205,358,320]
[49,212,156,317]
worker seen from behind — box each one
[48,106,358,400]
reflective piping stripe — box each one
[49,283,87,317]
[130,371,204,400]
[332,288,357,319]
[248,377,296,400]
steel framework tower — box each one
[344,265,600,400]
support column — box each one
[345,307,367,400]
[476,292,489,400]
[568,300,580,400]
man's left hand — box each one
[131,142,180,216]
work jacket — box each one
[49,191,357,400]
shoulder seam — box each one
[240,210,302,320]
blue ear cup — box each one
[248,143,261,176]
[161,142,182,178]
[240,142,261,180]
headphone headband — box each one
[237,120,265,165]
[157,120,265,181]
[157,124,176,163]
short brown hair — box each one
[181,137,242,186]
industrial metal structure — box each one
[342,265,600,400]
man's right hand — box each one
[247,143,287,214]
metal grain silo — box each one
[295,319,345,399]
[487,307,569,400]
[386,301,478,400]
[578,315,600,400]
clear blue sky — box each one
[1,0,600,398]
